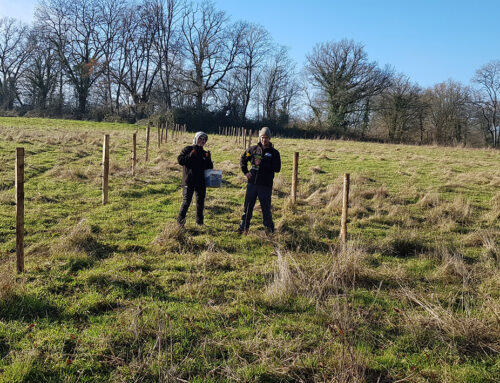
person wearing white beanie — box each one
[177,131,213,226]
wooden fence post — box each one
[102,135,110,205]
[340,173,350,247]
[16,147,24,273]
[145,125,150,162]
[132,133,137,176]
[157,125,161,148]
[291,152,299,203]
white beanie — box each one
[193,131,208,145]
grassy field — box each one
[0,117,499,382]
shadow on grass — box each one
[276,224,330,253]
[221,179,240,189]
[0,337,9,359]
[62,242,118,273]
[205,205,233,215]
[0,292,61,321]
[382,233,429,257]
[119,185,165,198]
[86,273,176,300]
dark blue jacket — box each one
[240,142,281,187]
[178,145,213,187]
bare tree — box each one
[425,80,471,145]
[305,39,391,136]
[374,74,424,143]
[110,2,161,119]
[0,17,30,109]
[235,22,271,122]
[35,0,105,117]
[148,0,184,110]
[23,29,59,111]
[260,46,298,123]
[94,0,128,114]
[181,0,243,109]
[472,61,500,147]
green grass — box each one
[0,117,499,382]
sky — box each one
[1,0,499,88]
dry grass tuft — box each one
[272,173,289,195]
[265,243,369,304]
[197,249,235,271]
[417,192,441,208]
[357,187,389,201]
[480,230,499,266]
[403,289,500,355]
[109,305,182,382]
[462,229,487,247]
[489,174,500,187]
[152,222,191,253]
[318,152,330,160]
[110,161,128,176]
[216,160,239,175]
[482,192,500,224]
[310,165,324,174]
[264,248,295,302]
[381,228,427,257]
[319,184,343,211]
[432,246,469,282]
[51,219,99,255]
[427,195,472,227]
[0,266,19,302]
[298,179,320,197]
[0,192,15,205]
[47,165,90,181]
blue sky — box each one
[1,0,499,88]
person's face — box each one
[260,135,270,147]
[197,136,207,147]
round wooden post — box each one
[340,173,350,247]
[145,125,150,162]
[157,125,161,148]
[132,133,137,176]
[16,147,24,273]
[102,135,110,205]
[291,152,299,203]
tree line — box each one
[0,0,498,147]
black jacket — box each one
[178,145,213,187]
[240,142,281,187]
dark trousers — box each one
[177,185,206,224]
[240,183,274,231]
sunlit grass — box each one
[0,117,498,382]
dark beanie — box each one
[259,127,271,138]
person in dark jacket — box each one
[238,127,281,234]
[177,131,213,226]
